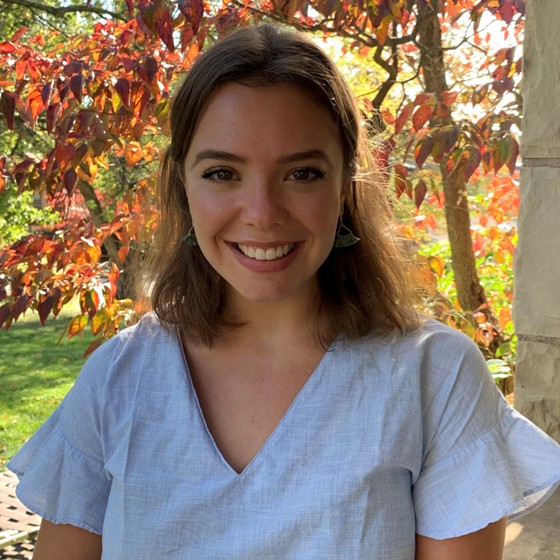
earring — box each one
[334,219,360,248]
[181,226,198,247]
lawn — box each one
[0,308,95,470]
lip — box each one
[227,241,301,272]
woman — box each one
[8,24,560,559]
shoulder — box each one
[69,313,181,401]
[337,318,484,371]
[336,319,496,424]
[56,313,183,452]
[86,312,176,368]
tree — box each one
[0,1,194,353]
[0,0,524,359]
[234,0,524,353]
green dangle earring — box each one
[334,218,360,248]
[182,226,198,247]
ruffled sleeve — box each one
[6,334,121,535]
[412,325,560,540]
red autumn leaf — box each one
[499,2,515,24]
[38,295,54,325]
[462,146,482,181]
[0,303,12,329]
[63,60,83,77]
[0,91,15,129]
[178,0,205,35]
[115,78,131,108]
[181,26,194,50]
[493,66,508,81]
[0,42,15,53]
[137,56,158,84]
[73,143,89,167]
[506,137,520,174]
[472,84,488,105]
[46,102,61,134]
[492,77,514,95]
[118,245,130,264]
[12,159,34,176]
[442,91,458,107]
[12,294,30,321]
[154,7,174,51]
[15,54,28,81]
[84,337,105,358]
[393,163,407,198]
[81,289,101,318]
[412,104,434,131]
[41,82,52,106]
[54,142,76,172]
[414,92,435,107]
[414,179,428,209]
[27,236,46,255]
[70,74,84,103]
[106,264,120,298]
[394,103,413,134]
[372,139,394,170]
[414,135,434,169]
[375,13,391,46]
[27,87,44,120]
[11,27,28,42]
[64,168,78,194]
[130,82,151,119]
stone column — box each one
[514,0,560,441]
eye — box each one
[200,167,237,182]
[288,167,325,182]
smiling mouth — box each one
[236,243,295,261]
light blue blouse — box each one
[8,314,560,559]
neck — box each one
[221,289,326,350]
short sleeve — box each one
[6,337,120,535]
[413,327,560,540]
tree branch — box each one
[0,0,127,21]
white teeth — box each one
[237,243,294,261]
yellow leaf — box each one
[124,141,143,165]
[91,308,109,336]
[427,255,445,277]
[68,314,87,338]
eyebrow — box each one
[190,149,333,170]
[190,150,245,169]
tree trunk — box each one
[440,163,488,312]
[417,1,504,350]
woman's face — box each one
[183,82,346,310]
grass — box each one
[0,305,95,470]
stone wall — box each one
[514,0,560,441]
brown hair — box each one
[142,24,418,346]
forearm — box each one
[33,519,102,560]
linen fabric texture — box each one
[8,314,560,559]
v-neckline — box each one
[177,333,335,477]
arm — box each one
[33,519,102,560]
[415,518,507,560]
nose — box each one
[240,179,288,228]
